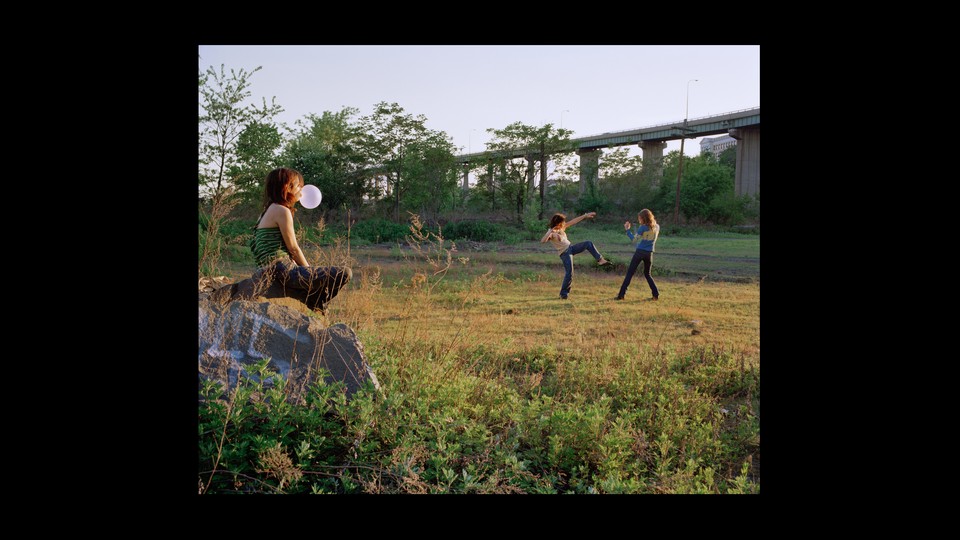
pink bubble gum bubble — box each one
[300,184,322,209]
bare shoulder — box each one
[260,203,291,228]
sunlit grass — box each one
[356,270,758,363]
[217,228,759,362]
[201,222,760,493]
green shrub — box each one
[222,244,255,264]
[199,343,760,494]
[300,222,350,245]
[442,221,512,242]
[706,192,759,226]
[199,359,353,494]
[575,192,612,216]
[345,235,373,246]
[351,218,410,244]
[728,224,759,235]
[522,215,549,240]
[218,219,259,241]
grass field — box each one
[200,222,760,494]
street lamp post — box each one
[561,109,570,129]
[674,79,698,226]
[469,129,477,155]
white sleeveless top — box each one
[548,228,571,253]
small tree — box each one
[401,131,460,220]
[357,102,433,222]
[229,121,283,209]
[199,63,283,203]
[595,147,646,215]
[658,152,736,223]
[281,108,369,219]
[718,146,737,170]
[485,122,574,222]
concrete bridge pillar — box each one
[639,141,668,188]
[578,148,601,195]
[729,127,760,197]
[462,162,470,192]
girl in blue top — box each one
[615,208,660,301]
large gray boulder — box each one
[199,299,380,402]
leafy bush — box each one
[442,221,512,242]
[679,167,732,222]
[728,225,759,235]
[344,234,373,246]
[299,221,351,245]
[658,224,723,237]
[701,191,759,227]
[199,359,353,494]
[523,217,549,240]
[218,218,259,241]
[199,345,760,494]
[575,192,613,216]
[222,243,255,264]
[351,218,410,244]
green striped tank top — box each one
[250,227,291,267]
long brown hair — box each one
[548,213,566,230]
[638,208,657,229]
[262,167,304,216]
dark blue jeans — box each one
[618,249,659,299]
[216,260,352,313]
[559,241,602,298]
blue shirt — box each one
[626,223,659,252]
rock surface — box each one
[199,300,379,401]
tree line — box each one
[200,62,758,228]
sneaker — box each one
[560,295,568,300]
[651,296,659,301]
[614,296,624,301]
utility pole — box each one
[674,79,698,226]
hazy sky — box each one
[198,45,759,161]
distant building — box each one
[700,134,737,157]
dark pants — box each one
[211,260,352,313]
[559,241,602,298]
[618,249,659,299]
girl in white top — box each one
[540,212,610,299]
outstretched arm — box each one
[565,212,597,229]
